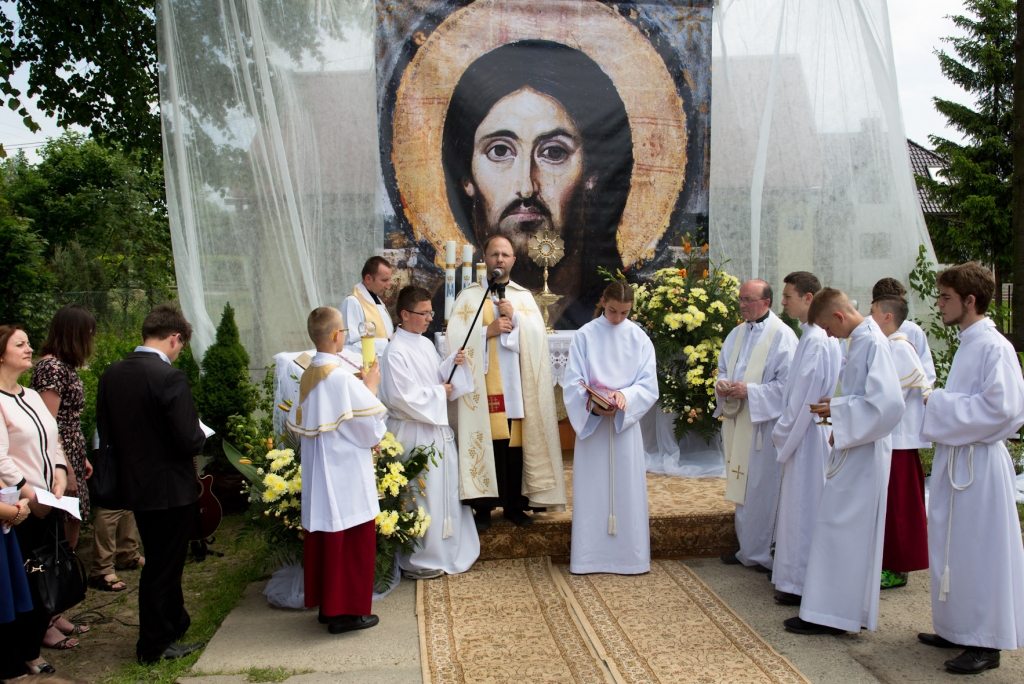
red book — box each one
[580,381,613,411]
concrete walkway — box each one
[179,563,1023,684]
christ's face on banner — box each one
[462,87,587,255]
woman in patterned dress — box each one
[31,305,97,648]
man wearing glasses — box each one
[715,280,798,575]
[96,304,207,663]
[341,256,395,358]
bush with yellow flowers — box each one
[606,235,741,443]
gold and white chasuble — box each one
[447,281,566,509]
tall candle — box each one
[444,240,457,323]
[461,245,473,293]
[476,262,486,285]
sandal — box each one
[26,661,57,674]
[43,627,78,650]
[53,614,90,636]
[115,556,145,571]
[89,575,127,592]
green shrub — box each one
[196,303,255,465]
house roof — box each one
[907,139,950,216]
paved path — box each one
[179,563,1023,684]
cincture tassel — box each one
[608,418,617,536]
[442,426,454,539]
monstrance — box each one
[528,231,565,333]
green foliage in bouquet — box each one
[606,236,741,443]
[373,433,437,593]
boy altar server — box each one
[716,280,798,571]
[918,263,1024,675]
[563,282,658,574]
[771,272,842,606]
[872,277,937,386]
[287,307,386,634]
[868,295,930,590]
[380,286,479,578]
[785,288,904,635]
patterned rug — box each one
[419,557,809,684]
[555,561,811,684]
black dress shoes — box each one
[774,592,802,606]
[503,509,533,527]
[783,617,845,635]
[139,641,205,664]
[327,614,379,634]
[720,552,741,565]
[917,632,961,649]
[474,509,492,533]
[944,648,1000,674]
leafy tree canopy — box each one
[920,0,1015,291]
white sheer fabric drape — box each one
[710,0,935,310]
[158,0,382,362]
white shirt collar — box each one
[135,346,171,365]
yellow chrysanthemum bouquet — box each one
[373,434,439,592]
[608,235,741,442]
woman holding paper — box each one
[562,282,658,574]
[0,324,71,674]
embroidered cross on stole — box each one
[481,297,511,441]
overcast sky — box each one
[0,1,978,162]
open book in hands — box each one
[580,381,614,412]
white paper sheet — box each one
[200,420,216,438]
[34,489,81,520]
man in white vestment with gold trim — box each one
[715,280,798,571]
[447,235,566,532]
[341,256,395,357]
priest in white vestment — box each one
[380,286,479,578]
[872,278,937,385]
[771,272,841,605]
[286,307,387,634]
[341,256,395,357]
[785,289,903,636]
[918,263,1024,675]
[715,280,798,571]
[446,236,566,531]
[562,283,658,574]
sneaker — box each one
[880,570,908,590]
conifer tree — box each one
[920,0,1015,305]
[197,302,255,459]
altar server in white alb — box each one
[379,286,479,579]
[785,288,903,636]
[341,256,395,357]
[770,272,841,607]
[563,282,658,574]
[872,277,937,386]
[716,279,798,571]
[917,263,1024,676]
[287,307,387,634]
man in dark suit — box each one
[96,303,207,664]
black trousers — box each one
[467,436,529,515]
[9,511,64,665]
[134,503,195,662]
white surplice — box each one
[562,316,659,575]
[900,319,937,386]
[922,317,1024,650]
[286,352,388,533]
[799,318,904,632]
[714,311,798,569]
[888,331,931,450]
[770,323,842,596]
[379,328,480,575]
[341,282,395,357]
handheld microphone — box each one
[489,268,504,285]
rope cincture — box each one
[442,425,454,539]
[824,446,849,479]
[608,417,617,536]
[940,443,977,602]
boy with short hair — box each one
[287,306,386,634]
[869,295,930,590]
[785,288,904,636]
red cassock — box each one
[882,448,929,572]
[303,520,376,617]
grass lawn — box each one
[47,513,269,684]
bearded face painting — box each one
[378,0,711,331]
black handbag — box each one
[23,519,88,615]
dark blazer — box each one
[96,351,206,511]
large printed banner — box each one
[376,0,712,330]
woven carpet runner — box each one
[418,557,810,684]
